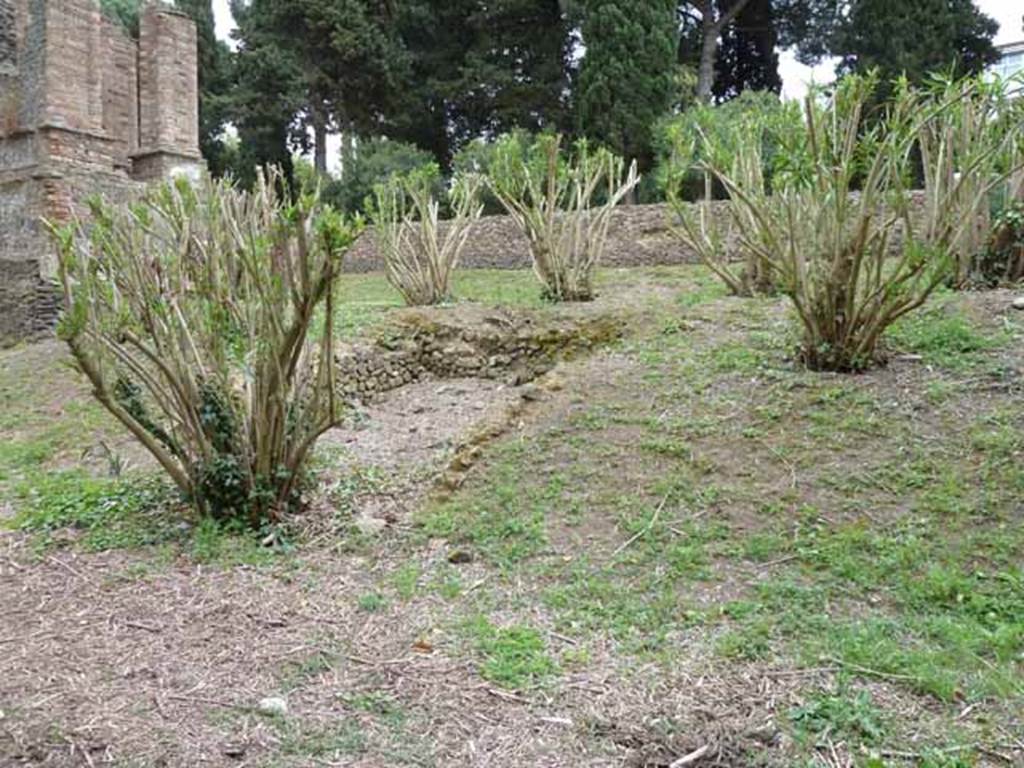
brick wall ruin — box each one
[0,0,201,343]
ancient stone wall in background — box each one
[345,193,932,273]
[345,203,702,273]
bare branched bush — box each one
[370,164,483,305]
[662,97,805,296]
[705,74,1021,371]
[486,133,640,302]
[917,75,1024,286]
[52,170,362,525]
[665,118,775,296]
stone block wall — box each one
[102,18,139,166]
[135,5,201,180]
[335,306,624,401]
[36,0,105,136]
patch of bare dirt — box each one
[324,377,522,473]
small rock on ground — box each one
[257,697,288,717]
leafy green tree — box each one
[576,0,678,171]
[99,0,141,34]
[230,0,406,180]
[772,0,998,86]
[833,0,998,84]
[322,137,436,214]
[676,0,755,102]
[289,0,407,173]
[393,0,574,168]
[230,0,304,186]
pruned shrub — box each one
[655,91,799,203]
[666,118,775,296]
[453,131,533,215]
[486,133,640,302]
[916,75,1024,286]
[982,198,1024,284]
[369,164,483,306]
[662,95,804,297]
[52,169,362,525]
[700,73,1021,372]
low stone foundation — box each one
[335,304,624,401]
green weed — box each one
[465,617,557,689]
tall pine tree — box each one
[230,0,406,179]
[392,0,573,168]
[576,0,678,170]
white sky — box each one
[210,0,1023,167]
[212,0,233,42]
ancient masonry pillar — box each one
[133,3,203,181]
[35,0,104,136]
[0,0,16,135]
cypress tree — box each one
[576,0,678,171]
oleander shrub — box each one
[916,75,1024,286]
[52,169,362,525]
[322,137,438,214]
[655,90,799,202]
[701,73,1021,371]
[486,133,640,302]
[662,95,804,296]
[453,131,533,215]
[370,164,484,306]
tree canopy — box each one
[207,0,1003,198]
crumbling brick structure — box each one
[0,0,201,342]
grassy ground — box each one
[1,266,1022,767]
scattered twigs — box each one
[608,492,670,561]
[822,656,919,683]
[669,744,710,767]
[484,687,530,705]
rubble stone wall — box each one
[345,203,697,273]
[345,192,933,274]
[336,307,623,401]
